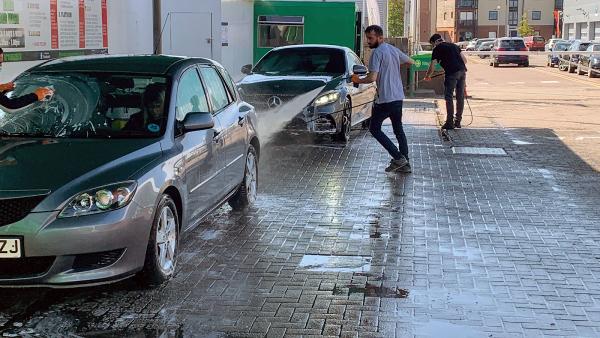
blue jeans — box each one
[369,100,409,161]
[444,70,466,123]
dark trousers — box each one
[444,70,466,123]
[369,100,409,161]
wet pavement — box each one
[3,100,600,337]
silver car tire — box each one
[336,101,352,143]
[229,145,258,210]
[139,194,179,286]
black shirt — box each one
[431,42,467,75]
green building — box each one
[253,1,358,63]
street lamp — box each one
[497,5,501,38]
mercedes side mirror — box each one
[183,112,214,132]
[241,64,253,75]
[352,65,368,76]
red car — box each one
[523,36,545,51]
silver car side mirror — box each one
[183,112,214,132]
[241,64,252,75]
[352,65,368,76]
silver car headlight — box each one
[59,181,137,218]
[314,92,340,106]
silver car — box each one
[0,55,260,287]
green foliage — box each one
[517,13,535,37]
[388,0,404,37]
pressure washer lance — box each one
[418,72,475,129]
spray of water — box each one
[253,86,325,143]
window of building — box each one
[554,0,563,10]
[258,16,304,48]
[578,22,588,40]
[451,12,454,19]
[509,0,518,8]
[489,11,498,20]
[460,11,474,20]
[532,11,541,20]
[508,11,518,25]
[444,12,447,20]
[593,22,600,41]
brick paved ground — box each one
[2,100,600,337]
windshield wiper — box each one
[0,131,56,138]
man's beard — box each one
[368,40,381,49]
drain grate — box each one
[298,255,371,272]
[452,147,507,155]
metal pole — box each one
[153,0,161,54]
[497,5,501,37]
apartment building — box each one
[436,0,559,41]
[562,0,600,41]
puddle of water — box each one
[512,139,535,145]
[415,320,484,338]
[298,255,371,272]
[333,283,409,299]
[349,232,390,240]
[199,230,223,241]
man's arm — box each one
[424,60,438,79]
[353,71,378,84]
[460,51,468,65]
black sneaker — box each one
[385,158,409,172]
[454,120,462,129]
[441,122,455,130]
[398,163,412,174]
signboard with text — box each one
[0,0,108,62]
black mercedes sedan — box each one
[237,45,377,143]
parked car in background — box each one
[576,43,600,78]
[477,40,495,58]
[547,41,571,67]
[490,37,529,67]
[466,39,479,51]
[416,42,433,54]
[560,40,592,73]
[468,38,495,51]
[238,45,376,143]
[545,38,568,51]
[456,41,470,50]
[0,55,260,287]
[523,36,546,51]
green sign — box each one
[410,54,442,72]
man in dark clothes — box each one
[124,84,165,133]
[0,48,53,109]
[424,34,468,130]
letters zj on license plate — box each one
[0,238,22,258]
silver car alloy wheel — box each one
[246,152,258,204]
[156,205,177,275]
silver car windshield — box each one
[0,72,168,139]
[253,48,346,75]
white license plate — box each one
[0,238,22,258]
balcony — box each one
[457,0,477,8]
[458,19,476,27]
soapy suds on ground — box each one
[252,86,325,143]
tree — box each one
[388,0,404,37]
[517,13,535,37]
